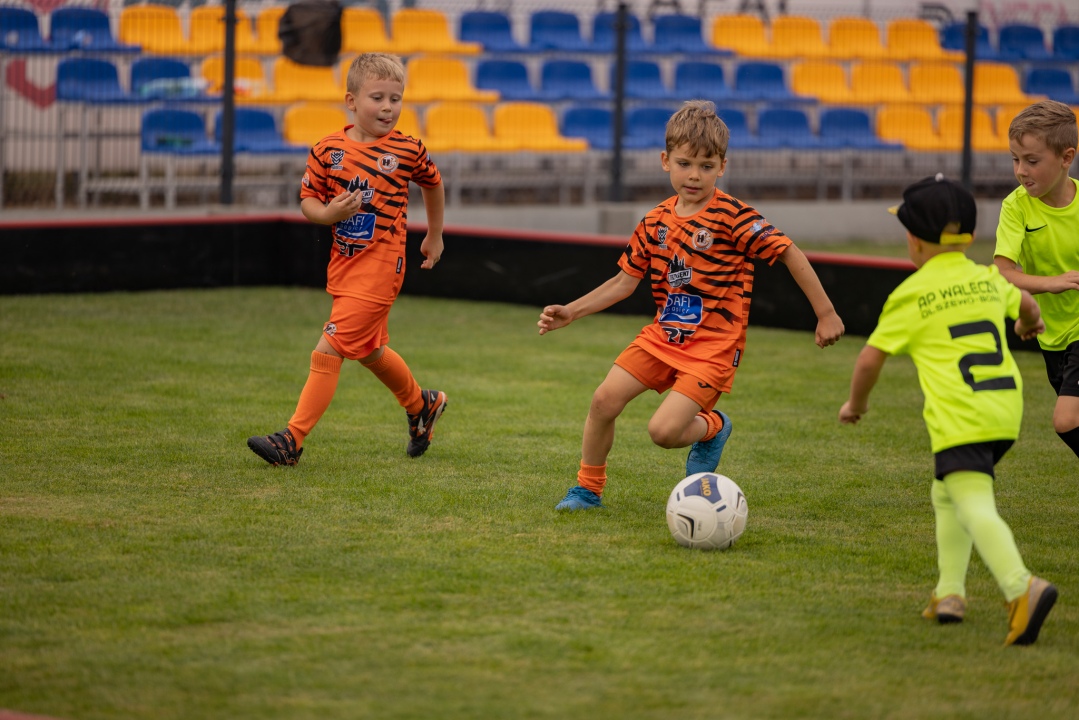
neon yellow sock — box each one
[931,479,972,598]
[944,470,1031,602]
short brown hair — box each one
[665,100,729,159]
[1008,100,1078,157]
[346,52,405,94]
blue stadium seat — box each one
[731,62,813,103]
[132,57,219,101]
[141,108,220,154]
[615,60,676,101]
[756,107,820,149]
[49,7,140,52]
[561,105,652,150]
[459,10,525,53]
[674,61,734,102]
[715,105,757,149]
[529,11,592,52]
[998,23,1051,61]
[1052,25,1079,60]
[0,6,67,51]
[941,21,1001,60]
[216,108,306,154]
[592,11,649,53]
[475,59,537,101]
[653,14,729,55]
[818,108,901,150]
[1025,67,1079,105]
[56,57,140,103]
[537,60,610,101]
[625,106,673,148]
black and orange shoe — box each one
[407,389,448,457]
[247,428,303,467]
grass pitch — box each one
[1,289,1076,720]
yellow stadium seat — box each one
[404,56,498,103]
[877,105,949,150]
[200,55,269,98]
[994,103,1028,145]
[791,60,854,104]
[909,62,965,104]
[396,106,421,138]
[238,6,284,55]
[711,14,771,57]
[885,18,964,61]
[187,6,252,55]
[769,16,828,58]
[422,102,517,152]
[827,17,887,59]
[974,62,1039,105]
[850,61,913,104]
[119,4,196,55]
[492,103,588,151]
[390,9,481,55]
[268,57,342,103]
[938,105,1006,151]
[282,103,348,146]
[341,7,392,53]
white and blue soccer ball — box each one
[666,472,748,550]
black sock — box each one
[1056,426,1079,460]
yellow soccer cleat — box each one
[922,593,966,624]
[1004,576,1058,646]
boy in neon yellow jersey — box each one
[839,174,1057,646]
[994,100,1079,462]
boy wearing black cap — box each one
[838,174,1057,646]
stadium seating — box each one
[909,62,965,104]
[56,57,140,103]
[132,57,217,101]
[997,23,1051,61]
[200,55,268,98]
[994,104,1028,142]
[674,61,734,102]
[819,108,901,149]
[560,105,652,150]
[592,11,649,53]
[49,7,140,53]
[827,17,887,59]
[884,18,962,61]
[625,106,674,148]
[973,62,1037,105]
[877,105,948,150]
[732,62,813,103]
[341,7,392,53]
[1025,68,1079,106]
[528,10,593,52]
[715,105,757,148]
[653,14,727,55]
[769,16,829,58]
[140,108,219,154]
[791,60,855,104]
[390,8,481,55]
[711,14,770,57]
[492,103,588,151]
[459,10,525,53]
[1051,25,1079,60]
[850,60,913,104]
[268,57,341,103]
[119,4,196,55]
[216,108,305,154]
[282,103,349,146]
[186,5,253,55]
[937,105,1005,151]
[239,6,284,55]
[422,102,517,152]
[616,60,677,101]
[756,107,821,148]
[1,6,67,51]
[537,60,609,101]
[941,21,1000,60]
[404,56,499,103]
[397,105,422,138]
[475,60,537,101]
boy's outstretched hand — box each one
[419,234,443,269]
[538,305,572,335]
[838,399,867,424]
[815,310,845,348]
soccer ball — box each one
[666,472,748,550]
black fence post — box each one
[610,2,628,202]
[961,10,977,190]
[220,0,237,204]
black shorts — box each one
[934,440,1015,480]
[1042,340,1079,398]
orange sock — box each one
[577,462,607,496]
[366,347,423,414]
[697,410,725,442]
[287,351,343,448]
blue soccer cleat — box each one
[555,485,604,511]
[685,410,732,476]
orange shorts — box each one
[614,343,722,411]
[322,295,392,360]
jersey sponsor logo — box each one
[693,228,713,250]
[347,176,375,204]
[657,225,668,247]
[1025,224,1047,232]
[334,214,377,254]
[732,348,741,367]
[659,292,703,325]
[378,153,399,173]
[302,172,310,187]
[667,255,692,287]
[752,219,776,240]
[329,149,345,169]
[324,322,337,336]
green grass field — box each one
[2,289,1076,720]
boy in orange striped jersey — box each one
[248,53,447,466]
[539,100,845,510]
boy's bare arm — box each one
[1014,289,1046,340]
[994,255,1079,294]
[839,345,888,424]
[778,245,845,348]
[418,183,446,269]
[538,271,640,335]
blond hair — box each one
[665,100,729,159]
[346,52,406,94]
[1008,100,1078,157]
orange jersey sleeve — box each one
[616,188,792,391]
[301,127,441,303]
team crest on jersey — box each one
[329,149,345,169]
[324,322,337,336]
[347,176,375,204]
[302,172,310,187]
[657,225,668,247]
[378,153,399,173]
[667,255,692,288]
[693,228,713,250]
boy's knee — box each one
[647,419,683,449]
[590,387,624,421]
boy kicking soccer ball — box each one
[839,174,1057,646]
